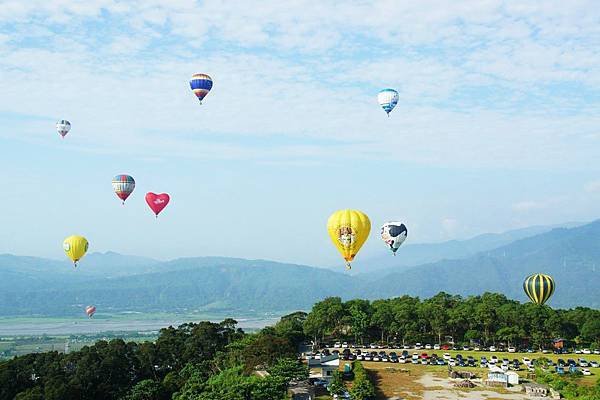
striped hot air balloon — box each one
[189,73,213,104]
[377,89,399,116]
[85,306,96,318]
[523,273,555,306]
[112,174,135,204]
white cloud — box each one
[0,1,599,169]
[584,180,600,193]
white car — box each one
[398,357,407,364]
[334,342,341,348]
[489,346,497,352]
[575,349,582,354]
[425,344,432,350]
[582,368,592,376]
[342,342,349,348]
[403,344,411,349]
[594,350,600,355]
[415,343,422,350]
[583,349,591,354]
[463,346,470,351]
[412,353,419,360]
[474,346,481,351]
[522,357,531,365]
[590,361,599,368]
[433,344,441,350]
[443,353,451,360]
[508,347,516,353]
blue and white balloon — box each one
[377,89,399,116]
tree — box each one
[581,319,600,345]
[327,370,346,396]
[122,379,166,400]
[267,358,308,384]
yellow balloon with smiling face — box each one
[327,209,371,270]
[63,235,89,267]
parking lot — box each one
[307,342,600,376]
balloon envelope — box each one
[377,89,399,115]
[381,221,408,254]
[56,120,71,138]
[327,209,371,269]
[190,73,213,103]
[145,192,170,217]
[112,174,135,204]
[523,273,555,305]
[85,306,96,318]
[63,235,89,267]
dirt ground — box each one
[362,362,531,400]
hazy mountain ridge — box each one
[0,221,598,316]
[358,221,583,275]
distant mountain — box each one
[366,221,600,309]
[358,222,582,276]
[0,221,598,316]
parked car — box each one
[334,342,341,348]
[463,346,470,351]
[594,349,600,355]
[575,349,582,354]
[522,357,532,366]
[583,349,591,354]
[474,346,481,351]
[425,344,432,350]
[508,347,516,353]
[590,361,599,368]
[433,344,441,350]
[489,346,497,352]
[415,343,422,350]
[403,344,411,349]
[443,353,451,360]
[437,359,446,365]
[582,368,592,376]
[579,359,589,367]
[370,343,377,349]
[342,342,349,348]
[411,358,419,364]
[364,354,371,361]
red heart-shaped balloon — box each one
[145,192,170,217]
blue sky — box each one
[1,1,599,267]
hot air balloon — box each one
[56,120,71,138]
[327,209,371,270]
[189,73,213,104]
[145,192,170,217]
[112,174,135,204]
[523,273,555,306]
[377,89,399,116]
[85,306,96,318]
[381,222,408,255]
[63,235,89,267]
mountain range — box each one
[0,220,598,316]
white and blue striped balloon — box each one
[377,89,399,116]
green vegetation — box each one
[304,294,600,348]
[0,315,307,400]
[536,365,600,399]
[349,361,375,400]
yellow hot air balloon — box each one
[63,235,89,267]
[327,209,371,270]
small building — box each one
[553,338,567,350]
[485,366,519,387]
[308,354,340,381]
[522,382,554,398]
[288,380,315,400]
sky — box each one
[0,1,599,267]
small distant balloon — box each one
[377,89,399,116]
[189,73,213,104]
[145,192,170,217]
[381,222,408,255]
[112,174,135,205]
[85,306,96,318]
[56,120,71,138]
[63,235,89,268]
